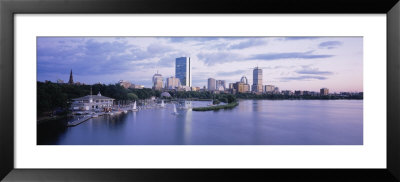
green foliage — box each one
[37,82,160,116]
[234,93,363,100]
[127,93,139,101]
[212,99,220,105]
[192,102,239,111]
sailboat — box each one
[185,101,191,109]
[172,104,178,115]
[132,101,138,112]
[160,100,165,108]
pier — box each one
[67,110,129,127]
[67,115,93,127]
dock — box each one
[67,110,130,127]
[67,115,92,127]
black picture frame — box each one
[1,0,399,181]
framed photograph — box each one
[1,0,399,181]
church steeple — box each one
[68,69,74,84]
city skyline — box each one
[37,37,363,92]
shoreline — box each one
[192,102,239,111]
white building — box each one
[71,92,114,111]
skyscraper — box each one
[252,67,263,93]
[208,78,216,91]
[175,57,191,87]
[152,71,163,91]
[68,69,74,84]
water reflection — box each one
[38,100,363,145]
[184,109,192,144]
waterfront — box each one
[37,100,363,145]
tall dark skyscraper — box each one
[68,69,74,84]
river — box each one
[37,99,363,145]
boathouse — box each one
[71,92,115,111]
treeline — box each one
[166,90,237,103]
[193,102,239,111]
[38,81,362,116]
[235,93,363,100]
[37,82,160,116]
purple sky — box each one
[37,37,363,92]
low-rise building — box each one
[130,84,144,89]
[294,90,303,96]
[166,76,181,90]
[282,90,293,96]
[320,88,329,96]
[264,85,275,93]
[119,80,132,89]
[71,92,114,111]
[191,87,200,91]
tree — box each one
[127,93,139,101]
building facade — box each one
[71,92,114,111]
[166,76,181,89]
[233,82,250,93]
[252,67,263,93]
[264,85,275,93]
[240,76,248,84]
[216,80,226,91]
[208,78,216,91]
[191,87,200,91]
[320,88,329,95]
[118,80,132,89]
[152,72,163,91]
[294,90,304,96]
[175,57,192,87]
[130,84,144,89]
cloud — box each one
[318,41,342,49]
[197,52,241,65]
[146,44,175,54]
[37,38,140,76]
[295,66,333,75]
[279,75,328,82]
[157,51,190,67]
[282,37,319,41]
[249,51,334,61]
[216,70,247,77]
[228,39,266,49]
[169,37,220,43]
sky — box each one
[37,37,363,92]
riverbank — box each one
[37,115,70,125]
[192,102,239,111]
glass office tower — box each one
[175,57,191,87]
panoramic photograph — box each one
[37,36,363,145]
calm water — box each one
[38,100,363,145]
